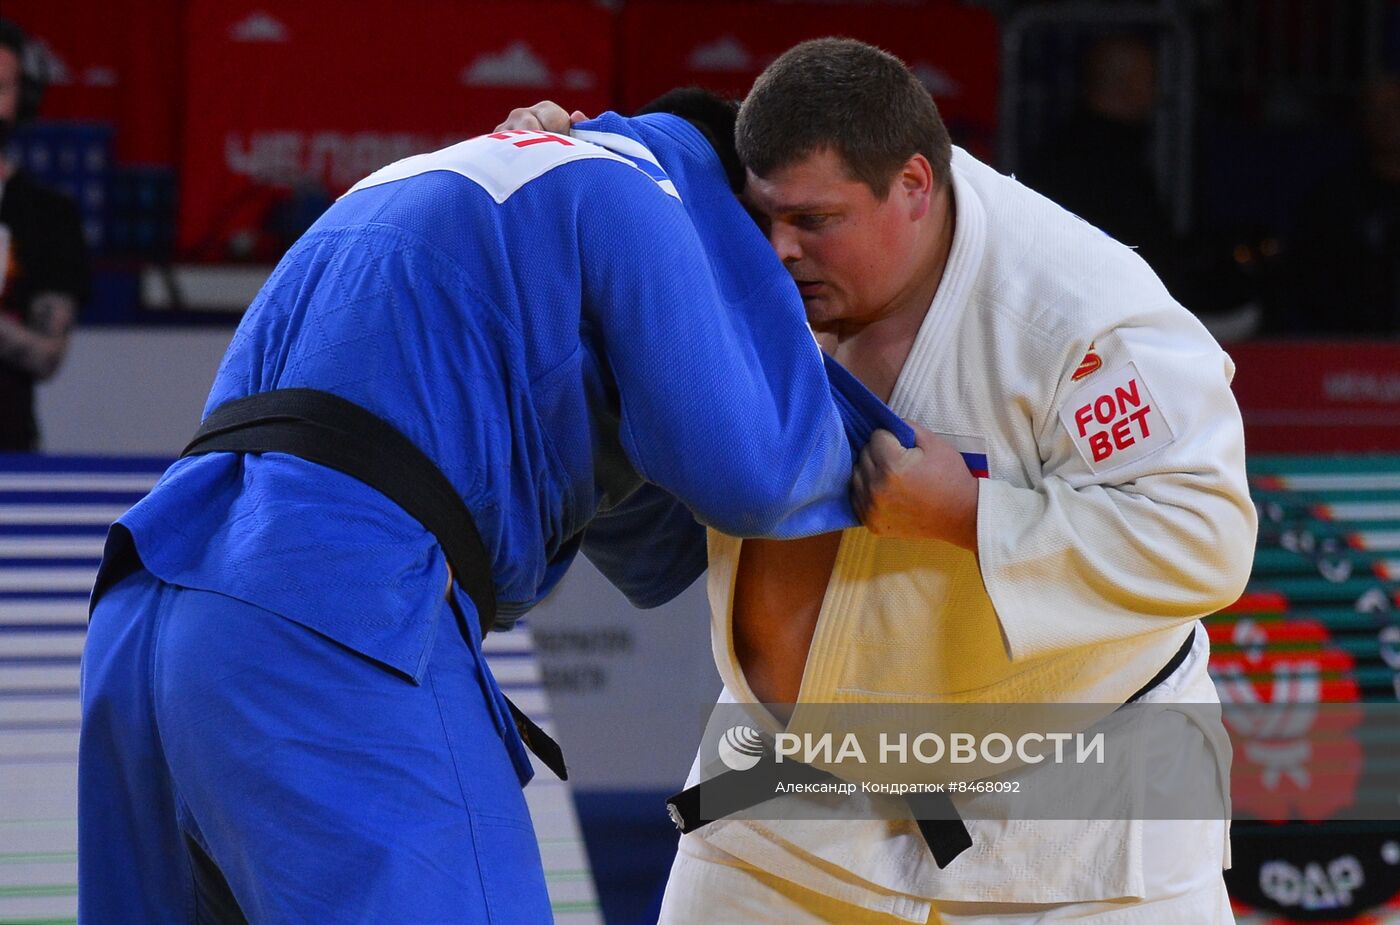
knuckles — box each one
[854,485,894,533]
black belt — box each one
[181,388,567,781]
[666,624,1199,869]
[665,743,972,869]
[1127,624,1197,703]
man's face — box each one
[743,147,929,329]
[0,47,20,125]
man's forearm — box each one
[0,292,76,379]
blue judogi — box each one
[78,113,910,922]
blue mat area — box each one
[574,790,681,925]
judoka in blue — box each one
[78,101,911,922]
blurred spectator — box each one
[1024,35,1162,247]
[0,19,88,450]
[1287,74,1400,337]
[1023,33,1260,341]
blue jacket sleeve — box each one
[822,352,916,451]
[579,169,885,539]
[580,484,706,608]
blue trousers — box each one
[78,566,552,923]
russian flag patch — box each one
[935,433,989,479]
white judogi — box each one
[661,148,1257,922]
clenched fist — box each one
[494,101,589,134]
[852,423,980,551]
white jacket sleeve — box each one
[976,309,1258,662]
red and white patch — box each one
[1058,362,1174,472]
[1070,342,1102,381]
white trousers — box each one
[657,828,1236,924]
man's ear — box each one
[900,154,935,220]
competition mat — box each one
[0,454,602,924]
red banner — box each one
[1228,342,1400,453]
[178,0,615,257]
[619,1,1000,153]
[3,0,182,165]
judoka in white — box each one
[507,38,1256,924]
